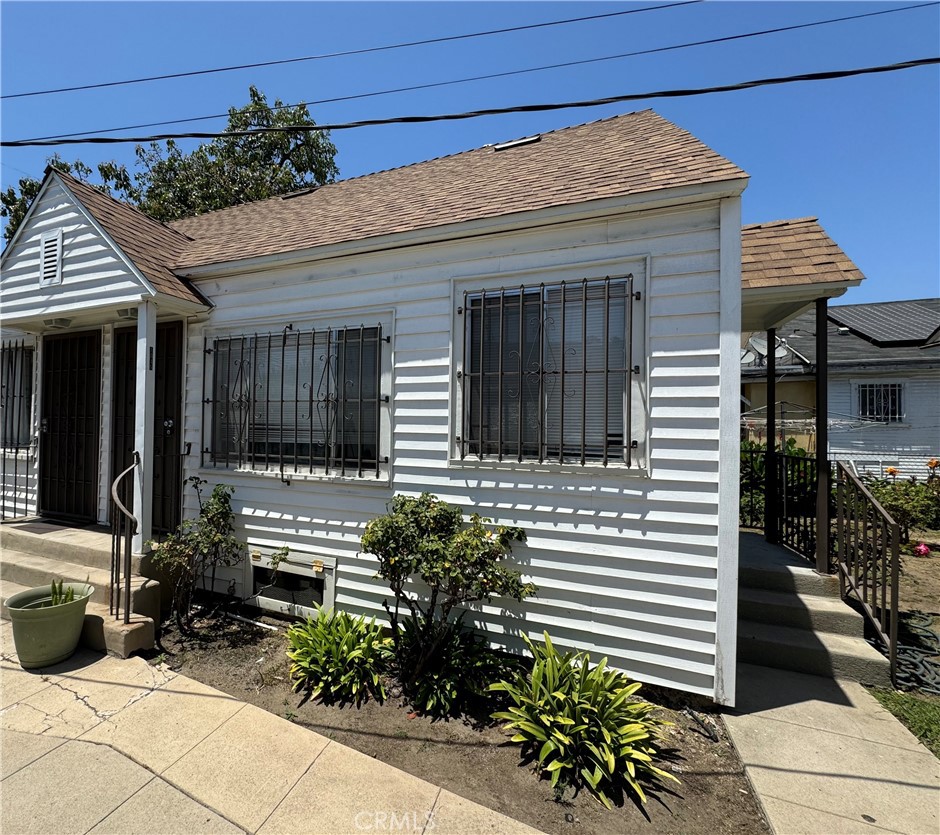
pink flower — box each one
[913,543,931,557]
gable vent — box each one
[39,229,63,287]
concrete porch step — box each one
[1,579,156,659]
[0,520,141,574]
[737,619,891,688]
[0,548,159,623]
[738,587,864,637]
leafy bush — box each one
[361,492,536,716]
[287,606,393,706]
[395,616,519,718]
[491,633,677,808]
[865,473,940,543]
[149,478,245,633]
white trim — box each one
[715,196,742,707]
[851,378,907,424]
[178,178,748,279]
[0,171,57,265]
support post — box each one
[133,300,156,554]
[765,327,778,544]
[815,297,830,573]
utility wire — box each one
[1,1,700,100]
[22,1,938,143]
[4,57,936,148]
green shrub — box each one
[361,492,536,716]
[396,616,519,718]
[149,478,245,633]
[865,476,940,543]
[491,633,677,808]
[286,607,393,706]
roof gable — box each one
[169,109,748,270]
[56,173,208,307]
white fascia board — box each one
[742,278,862,307]
[0,169,57,269]
[51,172,159,299]
[178,177,749,279]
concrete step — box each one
[737,619,891,688]
[738,587,864,636]
[0,548,160,623]
[0,521,141,574]
[739,561,841,598]
[1,579,155,659]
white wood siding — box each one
[829,371,940,474]
[0,180,147,323]
[181,202,731,699]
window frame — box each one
[855,380,906,424]
[450,263,649,473]
[202,315,393,483]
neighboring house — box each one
[0,110,862,705]
[741,295,940,474]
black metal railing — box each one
[835,462,899,684]
[776,453,819,562]
[110,452,139,624]
[1,340,35,521]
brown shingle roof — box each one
[741,217,864,290]
[169,110,748,270]
[56,173,209,306]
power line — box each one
[21,1,938,143]
[4,57,936,148]
[1,2,700,101]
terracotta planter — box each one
[5,583,94,669]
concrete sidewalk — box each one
[0,619,541,835]
[723,664,939,835]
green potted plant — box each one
[5,579,94,668]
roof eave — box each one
[175,176,749,279]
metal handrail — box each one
[835,462,900,684]
[110,452,140,625]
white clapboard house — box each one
[0,111,865,704]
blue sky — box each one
[2,1,938,304]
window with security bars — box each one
[458,276,638,466]
[1,342,33,448]
[206,325,384,478]
[857,383,904,423]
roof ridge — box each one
[52,168,194,243]
[742,216,819,230]
[170,109,660,229]
[832,298,939,308]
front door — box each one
[111,321,184,533]
[39,330,101,523]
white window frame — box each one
[854,379,906,424]
[450,259,649,473]
[38,229,63,287]
[202,313,393,484]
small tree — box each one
[361,493,536,704]
[149,478,245,633]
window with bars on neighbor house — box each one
[857,383,904,423]
[206,324,385,478]
[458,275,639,466]
[0,342,33,448]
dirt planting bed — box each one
[151,613,769,835]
